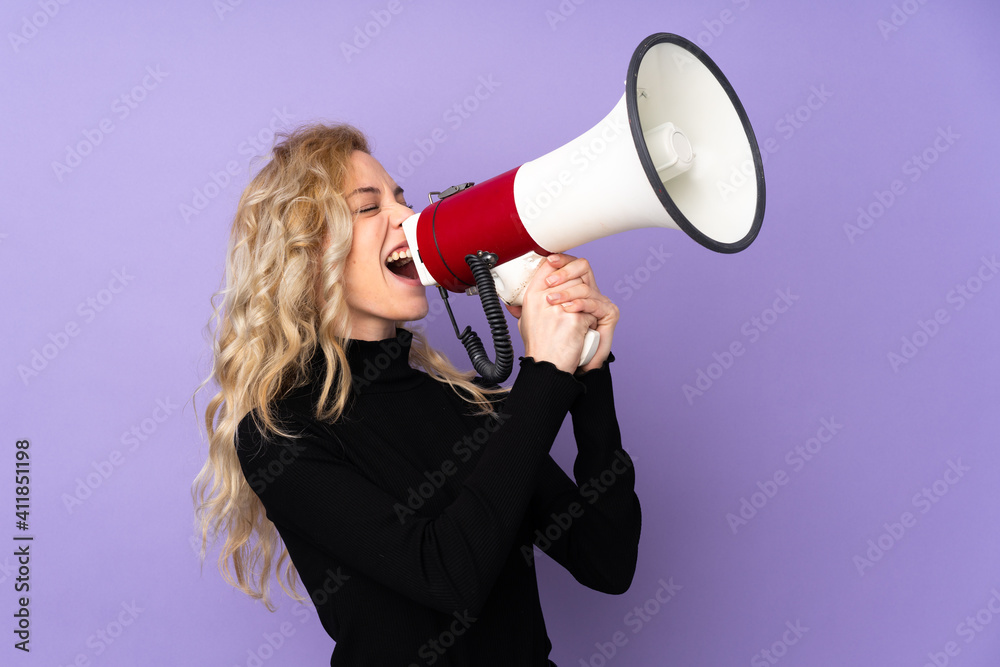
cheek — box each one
[348,232,384,276]
[346,255,385,293]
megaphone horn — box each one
[401,33,765,382]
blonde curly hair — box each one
[192,123,503,609]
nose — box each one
[389,202,415,228]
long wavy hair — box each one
[192,123,504,609]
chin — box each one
[396,296,429,324]
[405,304,430,323]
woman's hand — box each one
[509,253,619,374]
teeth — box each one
[386,248,411,265]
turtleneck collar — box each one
[339,328,423,394]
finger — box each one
[543,277,587,305]
[560,296,619,324]
[545,252,577,268]
[545,256,596,289]
[524,255,563,296]
[542,254,577,286]
[545,275,612,305]
[556,306,598,331]
[504,303,523,319]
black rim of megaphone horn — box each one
[626,33,765,254]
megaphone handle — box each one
[489,252,600,368]
[580,329,600,368]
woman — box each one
[194,123,641,666]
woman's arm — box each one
[525,356,641,594]
[508,253,639,590]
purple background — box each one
[3,0,999,665]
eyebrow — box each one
[347,185,405,199]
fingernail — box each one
[545,275,558,286]
[546,292,560,303]
[547,254,559,264]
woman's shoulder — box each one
[235,390,345,463]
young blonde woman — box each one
[194,123,641,666]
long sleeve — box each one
[525,354,642,594]
[237,357,584,618]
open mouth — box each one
[385,248,420,281]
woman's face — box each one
[340,150,428,340]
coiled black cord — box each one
[457,253,514,384]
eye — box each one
[356,204,378,215]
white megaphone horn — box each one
[400,33,765,383]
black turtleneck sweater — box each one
[236,329,641,666]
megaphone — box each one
[401,33,765,383]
